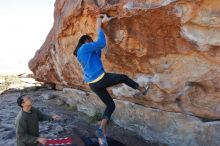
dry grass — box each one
[0,75,22,93]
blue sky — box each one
[0,0,55,74]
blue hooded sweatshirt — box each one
[77,28,106,83]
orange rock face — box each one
[29,0,220,120]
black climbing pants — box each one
[89,73,139,121]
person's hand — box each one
[37,137,47,145]
[101,14,113,23]
[52,115,61,121]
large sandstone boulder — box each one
[62,88,220,146]
[29,0,220,145]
